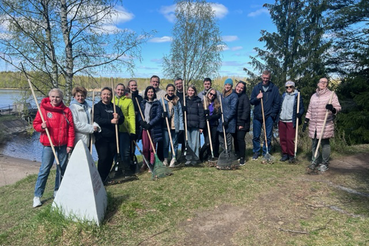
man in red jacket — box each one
[32,88,75,208]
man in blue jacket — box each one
[250,70,280,160]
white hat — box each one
[285,81,295,87]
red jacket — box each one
[33,97,75,147]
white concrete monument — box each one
[52,140,107,226]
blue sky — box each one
[0,0,277,79]
[112,0,276,79]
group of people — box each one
[32,71,341,208]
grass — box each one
[1,145,369,245]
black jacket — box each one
[94,101,124,142]
[186,96,205,129]
[236,92,251,132]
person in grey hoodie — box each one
[278,81,304,163]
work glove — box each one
[302,118,309,132]
[147,123,153,130]
[204,109,210,116]
[222,120,229,128]
[325,104,336,114]
[162,112,168,118]
[139,121,146,127]
[296,112,303,118]
[182,105,187,113]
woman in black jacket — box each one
[204,88,221,159]
[234,81,250,165]
[138,86,163,171]
[94,87,124,182]
[185,85,205,165]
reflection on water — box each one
[2,132,99,162]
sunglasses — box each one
[209,93,216,96]
[285,86,294,89]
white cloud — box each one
[160,3,228,23]
[222,60,245,67]
[160,5,176,23]
[231,46,243,51]
[112,6,135,24]
[222,36,239,42]
[247,8,269,17]
[210,3,228,19]
[149,36,173,43]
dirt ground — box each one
[177,153,369,245]
[0,154,40,187]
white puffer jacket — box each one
[306,88,341,139]
[70,103,99,146]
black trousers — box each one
[204,125,219,157]
[233,129,247,159]
[95,139,116,182]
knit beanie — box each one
[224,78,233,86]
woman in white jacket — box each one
[69,86,99,148]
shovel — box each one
[293,91,300,160]
[203,95,217,167]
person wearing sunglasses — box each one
[278,81,304,163]
[198,78,221,101]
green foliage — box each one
[245,0,330,92]
[163,0,224,87]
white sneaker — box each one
[163,158,168,166]
[33,197,42,208]
[169,158,176,167]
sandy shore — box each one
[0,154,40,187]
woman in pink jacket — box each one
[304,78,341,172]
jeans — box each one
[187,128,200,158]
[34,145,68,197]
[252,116,274,155]
[119,132,131,168]
[219,132,233,152]
[163,129,178,159]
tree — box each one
[0,0,151,101]
[244,0,330,98]
[327,0,369,144]
[162,0,223,87]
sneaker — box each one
[280,154,289,162]
[317,164,329,172]
[33,196,42,208]
[308,163,318,170]
[252,153,259,160]
[169,158,176,168]
[239,157,245,166]
[288,157,296,164]
[163,158,168,166]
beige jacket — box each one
[306,88,341,139]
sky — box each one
[0,0,277,79]
[116,0,276,79]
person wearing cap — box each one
[304,77,341,172]
[278,81,304,163]
[217,78,238,153]
[198,78,221,101]
[250,70,281,160]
